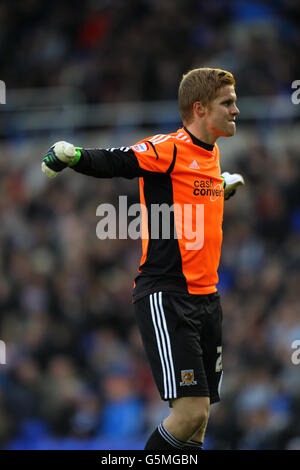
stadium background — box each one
[0,0,300,450]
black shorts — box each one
[134,290,223,404]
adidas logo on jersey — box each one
[189,160,200,169]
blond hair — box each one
[178,67,235,125]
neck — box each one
[185,121,217,146]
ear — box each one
[193,101,206,118]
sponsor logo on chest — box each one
[193,178,224,201]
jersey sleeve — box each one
[130,135,175,173]
[71,147,141,179]
[71,134,176,179]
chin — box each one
[214,124,236,139]
[224,125,236,137]
[219,129,236,138]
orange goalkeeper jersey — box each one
[130,127,224,300]
[72,126,224,301]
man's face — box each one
[204,85,239,138]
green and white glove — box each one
[222,172,245,200]
[41,141,82,178]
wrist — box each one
[69,147,82,167]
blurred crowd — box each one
[0,0,300,451]
[1,0,300,102]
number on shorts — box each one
[215,346,222,372]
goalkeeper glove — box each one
[222,172,245,200]
[41,141,81,178]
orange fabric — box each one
[138,177,149,270]
[131,128,224,295]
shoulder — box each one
[131,132,177,173]
[132,133,174,152]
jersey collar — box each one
[183,127,214,152]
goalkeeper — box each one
[42,68,244,451]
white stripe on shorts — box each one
[218,370,223,398]
[149,294,168,398]
[149,292,177,399]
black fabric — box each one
[144,426,184,450]
[183,127,214,151]
[184,440,203,450]
[166,143,177,174]
[72,148,143,179]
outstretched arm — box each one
[41,136,176,180]
[41,141,144,180]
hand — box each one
[41,141,77,178]
[222,172,245,200]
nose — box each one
[232,104,239,116]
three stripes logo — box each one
[189,160,200,170]
[149,292,177,400]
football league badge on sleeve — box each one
[180,369,197,386]
[131,142,149,152]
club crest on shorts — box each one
[180,369,197,386]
